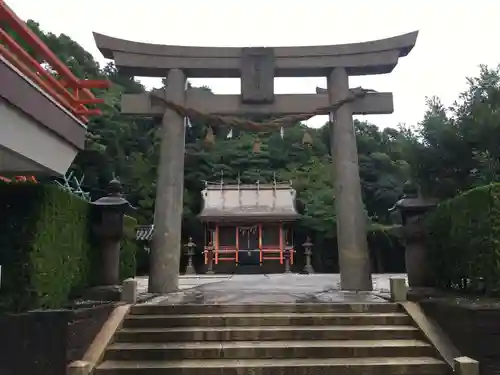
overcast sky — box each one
[7,0,500,128]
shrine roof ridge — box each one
[204,183,293,191]
[93,31,418,78]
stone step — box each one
[123,312,412,328]
[104,339,435,361]
[96,357,447,375]
[116,325,421,342]
[130,303,401,315]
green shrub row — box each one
[0,183,138,312]
[426,183,500,295]
[121,215,138,279]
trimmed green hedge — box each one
[121,215,138,279]
[426,183,500,295]
[0,183,138,312]
[367,224,405,273]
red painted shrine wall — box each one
[206,223,294,268]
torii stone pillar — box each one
[149,68,186,293]
[328,68,372,291]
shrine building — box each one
[199,181,300,273]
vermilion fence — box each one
[0,1,110,183]
[0,0,109,123]
[0,176,37,183]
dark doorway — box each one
[237,226,260,266]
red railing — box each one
[0,0,110,122]
[0,176,37,183]
[205,245,293,265]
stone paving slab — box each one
[135,274,407,306]
[136,275,232,295]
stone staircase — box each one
[96,302,449,375]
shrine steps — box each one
[95,302,449,375]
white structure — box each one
[0,56,86,176]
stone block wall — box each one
[421,300,500,375]
[0,303,115,375]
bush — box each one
[0,183,138,312]
[367,224,405,273]
[0,183,90,311]
[426,183,500,295]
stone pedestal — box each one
[150,68,187,294]
[122,278,138,303]
[405,238,429,288]
[389,276,408,302]
[454,357,479,375]
[185,257,195,275]
[102,240,120,286]
[328,68,372,291]
[68,360,91,375]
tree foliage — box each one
[402,65,500,198]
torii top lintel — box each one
[93,31,418,78]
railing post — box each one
[121,278,138,304]
[389,276,408,302]
[67,360,91,375]
[453,357,479,375]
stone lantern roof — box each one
[90,179,135,214]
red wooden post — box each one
[215,224,219,264]
[279,223,283,264]
[258,224,263,263]
[235,226,239,264]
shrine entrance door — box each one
[237,226,260,266]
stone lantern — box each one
[284,242,293,274]
[204,241,214,275]
[88,179,135,300]
[184,237,196,275]
[389,181,438,289]
[302,237,314,274]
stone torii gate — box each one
[93,31,418,293]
